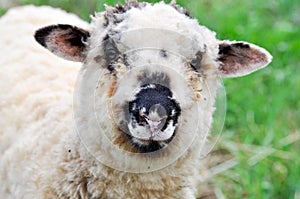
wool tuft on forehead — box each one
[90,2,219,61]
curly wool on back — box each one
[0,5,86,198]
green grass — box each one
[1,0,299,198]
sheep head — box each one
[34,1,272,172]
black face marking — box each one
[103,35,121,72]
[190,51,203,71]
[126,84,181,152]
[125,128,176,153]
[160,49,168,58]
[103,35,120,60]
[136,141,163,153]
[129,84,180,120]
[125,133,165,153]
[122,54,130,67]
[138,71,170,88]
[107,64,115,72]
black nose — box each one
[139,84,171,109]
[129,83,181,123]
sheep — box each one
[0,1,272,198]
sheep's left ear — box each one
[34,24,90,62]
[217,41,272,78]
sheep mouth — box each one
[126,132,175,153]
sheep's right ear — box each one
[34,24,90,62]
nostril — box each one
[146,119,161,132]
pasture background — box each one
[0,0,299,198]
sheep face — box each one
[34,1,271,172]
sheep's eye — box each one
[190,51,202,71]
[103,36,120,72]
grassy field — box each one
[1,0,299,198]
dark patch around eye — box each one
[104,37,119,60]
[190,51,203,71]
[103,35,121,72]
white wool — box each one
[114,2,218,56]
[0,3,218,198]
[0,2,271,199]
[0,5,88,151]
[0,5,88,198]
[0,5,211,198]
